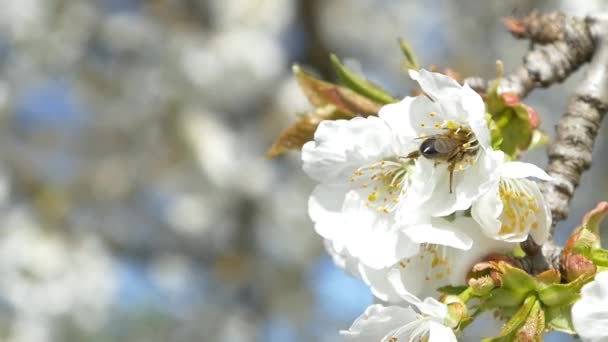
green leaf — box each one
[500,263,536,293]
[437,285,469,295]
[483,263,537,308]
[498,107,532,157]
[483,295,537,342]
[487,113,503,151]
[545,305,576,334]
[329,55,397,105]
[538,283,579,307]
[398,38,420,70]
[514,299,544,342]
[538,274,590,307]
[485,288,529,308]
[485,82,534,158]
[591,248,608,267]
[293,65,384,114]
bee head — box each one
[419,138,440,159]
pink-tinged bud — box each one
[503,17,527,38]
[500,93,521,106]
[563,254,597,283]
[561,202,608,274]
[466,254,517,287]
[525,104,540,129]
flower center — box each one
[498,178,541,236]
[398,244,452,283]
[350,158,413,214]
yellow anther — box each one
[368,192,377,202]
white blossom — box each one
[302,99,430,269]
[386,217,516,300]
[572,271,608,342]
[341,298,456,342]
[406,69,505,217]
[472,161,552,244]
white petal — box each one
[527,180,552,245]
[387,252,451,300]
[324,240,404,303]
[499,161,552,181]
[342,191,419,269]
[302,116,393,182]
[340,304,418,341]
[389,217,516,299]
[409,69,462,102]
[445,218,517,279]
[428,321,457,342]
[418,297,448,320]
[572,272,608,342]
[308,183,348,241]
[423,148,504,217]
[402,220,473,250]
[471,181,504,239]
[394,160,440,225]
[378,96,417,142]
[357,263,403,303]
[407,95,445,137]
[461,83,490,148]
[453,148,504,212]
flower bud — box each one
[469,275,496,296]
[440,295,468,329]
[561,202,608,280]
[563,253,596,283]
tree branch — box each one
[534,14,608,270]
[465,12,593,98]
[467,12,608,273]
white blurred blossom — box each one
[0,207,115,333]
[207,0,295,36]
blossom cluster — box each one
[301,69,553,340]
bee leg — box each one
[448,163,454,194]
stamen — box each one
[348,158,413,214]
[498,178,541,236]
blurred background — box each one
[0,0,605,341]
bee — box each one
[417,133,477,194]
